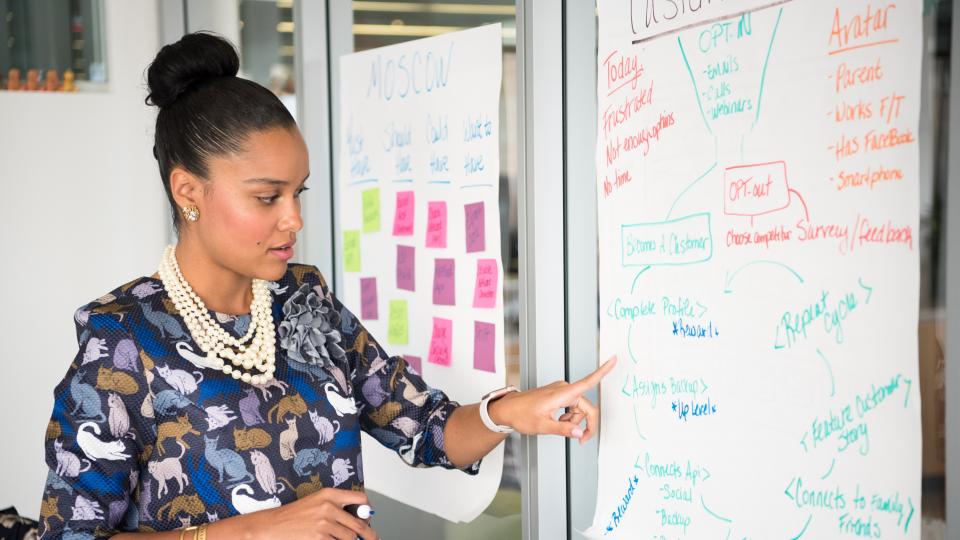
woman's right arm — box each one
[111,487,379,540]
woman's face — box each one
[186,126,310,282]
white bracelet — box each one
[479,385,519,433]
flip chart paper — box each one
[336,25,507,522]
[588,2,922,538]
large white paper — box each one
[589,1,921,538]
[336,24,506,522]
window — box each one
[239,0,296,118]
[0,0,107,91]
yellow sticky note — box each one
[362,188,381,233]
[387,300,409,345]
[343,230,361,272]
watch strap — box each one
[479,386,519,433]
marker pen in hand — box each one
[344,504,377,540]
[344,503,375,520]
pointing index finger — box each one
[572,355,618,392]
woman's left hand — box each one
[488,355,618,444]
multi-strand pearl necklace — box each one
[158,245,276,385]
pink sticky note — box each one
[433,259,456,306]
[360,277,378,320]
[428,317,453,367]
[426,201,447,248]
[396,245,415,291]
[473,321,496,373]
[393,191,415,236]
[472,259,498,308]
[464,202,485,253]
[404,355,422,375]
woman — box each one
[38,32,615,540]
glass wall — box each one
[185,0,297,118]
[239,0,296,117]
[349,1,522,539]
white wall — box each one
[0,0,167,518]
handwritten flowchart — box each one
[336,24,506,522]
[589,2,921,538]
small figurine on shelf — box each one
[25,68,41,91]
[44,69,61,91]
[62,69,76,92]
[6,68,21,91]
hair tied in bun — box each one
[145,31,240,108]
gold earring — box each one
[181,205,200,222]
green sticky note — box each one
[362,188,381,233]
[387,300,409,345]
[343,230,361,272]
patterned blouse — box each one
[39,263,480,539]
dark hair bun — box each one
[146,32,240,108]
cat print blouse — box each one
[39,263,480,539]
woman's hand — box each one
[249,487,379,540]
[489,355,617,443]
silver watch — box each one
[479,385,520,433]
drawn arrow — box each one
[800,433,809,452]
[668,38,717,220]
[666,159,718,220]
[816,348,835,397]
[858,277,873,304]
[774,323,787,350]
[724,260,804,294]
[621,374,633,398]
[696,301,708,318]
[630,266,652,294]
[699,377,709,393]
[678,37,713,136]
[790,514,813,540]
[753,6,784,129]
[700,494,732,523]
[820,458,836,480]
[702,467,711,483]
[633,453,645,472]
[789,188,811,222]
[784,478,796,500]
[628,322,640,364]
[606,299,615,319]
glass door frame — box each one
[515,0,568,538]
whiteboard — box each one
[588,1,922,538]
[336,24,506,522]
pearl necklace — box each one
[157,245,276,385]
